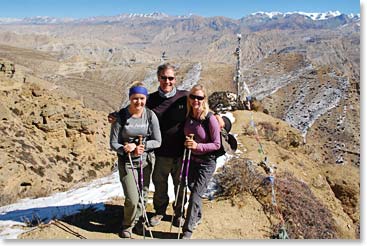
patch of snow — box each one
[177,63,202,91]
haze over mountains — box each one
[0,10,360,239]
[0,10,360,23]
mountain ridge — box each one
[0,11,359,25]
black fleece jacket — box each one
[146,89,188,157]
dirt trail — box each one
[19,195,271,240]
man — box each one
[109,63,188,227]
[146,63,188,227]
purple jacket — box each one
[184,113,221,157]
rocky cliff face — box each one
[241,52,359,167]
[0,59,115,206]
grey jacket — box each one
[110,106,161,166]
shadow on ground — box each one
[61,204,180,239]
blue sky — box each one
[0,0,361,19]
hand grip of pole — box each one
[138,135,143,145]
[185,134,194,177]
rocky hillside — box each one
[16,109,359,239]
[244,52,360,167]
[227,110,359,238]
[0,59,115,206]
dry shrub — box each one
[273,173,337,239]
[215,158,259,207]
[21,213,44,227]
[242,121,279,141]
[257,122,279,141]
[58,168,74,183]
[242,121,302,149]
[215,158,338,239]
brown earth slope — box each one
[17,110,359,240]
[0,58,115,206]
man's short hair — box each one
[157,63,176,76]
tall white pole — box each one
[235,34,242,100]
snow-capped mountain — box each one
[0,17,22,24]
[74,12,175,24]
[0,11,359,25]
[240,11,359,31]
[0,16,75,24]
[22,16,75,24]
[295,11,342,20]
[251,11,344,20]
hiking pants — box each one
[183,161,216,233]
[152,155,185,216]
[118,158,152,230]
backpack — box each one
[203,112,237,159]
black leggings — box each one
[183,161,216,233]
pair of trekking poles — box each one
[126,135,154,239]
[170,134,194,239]
[126,133,194,239]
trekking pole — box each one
[125,143,154,239]
[178,134,194,239]
[127,152,153,239]
[137,135,144,189]
[169,147,187,232]
[137,135,145,239]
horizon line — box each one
[0,10,361,20]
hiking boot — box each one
[133,222,144,235]
[193,218,202,230]
[119,228,132,238]
[181,231,192,239]
[149,214,164,227]
[172,216,185,227]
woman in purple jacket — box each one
[181,84,221,239]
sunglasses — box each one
[189,94,205,101]
[160,76,175,81]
